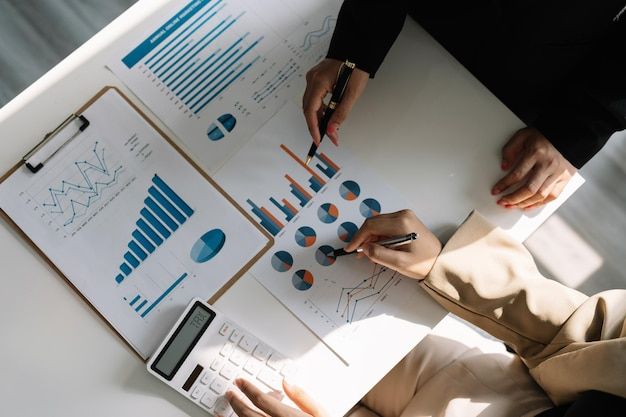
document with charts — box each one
[0,89,270,359]
[105,0,436,364]
[215,104,440,364]
[108,0,340,173]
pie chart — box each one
[315,245,336,266]
[317,203,339,224]
[271,251,293,272]
[337,221,358,242]
[207,113,237,141]
[292,269,314,291]
[339,180,360,201]
[295,226,316,247]
[190,229,226,263]
[359,198,381,218]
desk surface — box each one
[0,1,582,416]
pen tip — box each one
[305,156,312,165]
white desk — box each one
[0,1,582,416]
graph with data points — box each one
[336,265,398,324]
[28,140,128,234]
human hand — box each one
[226,378,328,417]
[302,58,369,145]
[344,210,442,280]
[491,127,577,210]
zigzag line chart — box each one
[301,15,336,52]
[41,141,125,227]
[336,265,398,324]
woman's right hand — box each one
[302,58,369,146]
[344,210,442,280]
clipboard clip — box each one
[22,114,90,173]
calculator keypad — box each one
[188,321,297,416]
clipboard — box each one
[0,86,274,360]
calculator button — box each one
[200,372,213,385]
[191,386,203,399]
[243,358,263,376]
[229,348,247,366]
[257,368,283,392]
[220,343,235,357]
[210,377,228,395]
[219,322,232,336]
[239,335,257,353]
[267,353,286,371]
[200,392,217,409]
[220,364,237,381]
[252,344,271,362]
[211,357,225,371]
[215,396,233,417]
[229,328,243,343]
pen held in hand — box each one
[332,232,419,257]
[305,60,356,165]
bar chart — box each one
[120,0,264,116]
[114,174,194,284]
[126,272,190,319]
[246,144,341,236]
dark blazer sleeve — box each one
[326,0,408,77]
[533,18,626,168]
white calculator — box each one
[147,298,297,416]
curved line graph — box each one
[42,141,124,226]
[301,15,336,52]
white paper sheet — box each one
[215,104,437,364]
[0,89,268,359]
[107,0,340,173]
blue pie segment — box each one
[190,229,226,263]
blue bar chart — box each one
[120,0,264,115]
[115,174,194,283]
[247,144,340,235]
[126,272,189,318]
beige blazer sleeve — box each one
[422,211,626,405]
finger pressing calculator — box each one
[147,298,297,416]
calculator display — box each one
[151,302,215,380]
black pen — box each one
[332,233,419,257]
[305,60,356,165]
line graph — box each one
[336,265,398,323]
[41,141,124,227]
[301,15,336,52]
